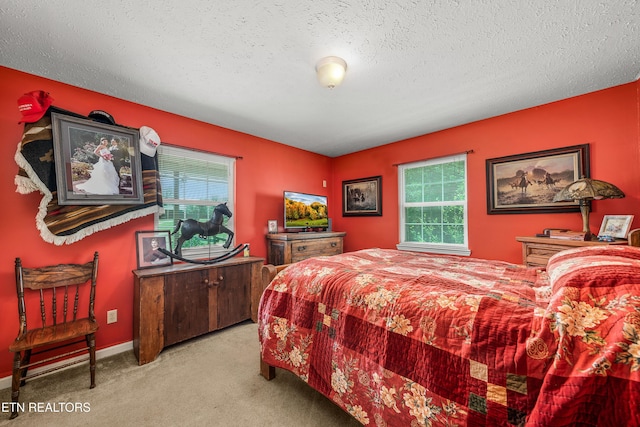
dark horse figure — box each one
[171,203,234,256]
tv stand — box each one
[266,232,346,265]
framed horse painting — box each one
[342,176,382,217]
[486,144,590,214]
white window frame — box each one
[397,153,470,256]
[155,145,235,259]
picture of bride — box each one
[76,137,120,195]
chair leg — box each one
[87,333,96,389]
[10,352,23,419]
[20,349,31,387]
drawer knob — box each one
[331,242,337,247]
[298,246,306,251]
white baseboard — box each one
[0,341,133,391]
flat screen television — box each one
[284,191,329,230]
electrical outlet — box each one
[107,309,118,324]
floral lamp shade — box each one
[553,178,625,238]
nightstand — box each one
[515,236,627,267]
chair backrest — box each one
[14,252,98,335]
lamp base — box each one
[580,200,592,240]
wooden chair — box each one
[9,252,99,419]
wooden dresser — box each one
[266,231,346,265]
[516,236,627,267]
[132,256,263,365]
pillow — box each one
[546,245,640,294]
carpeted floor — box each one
[0,321,361,426]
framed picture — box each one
[486,144,590,214]
[598,215,634,239]
[52,112,144,205]
[135,230,173,269]
[342,176,382,216]
[267,219,278,233]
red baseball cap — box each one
[18,90,54,123]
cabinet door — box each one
[215,264,251,330]
[164,269,211,346]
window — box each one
[156,145,235,258]
[397,153,470,256]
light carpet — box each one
[0,321,360,426]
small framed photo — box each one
[135,230,173,269]
[598,215,634,239]
[342,176,382,216]
[267,219,278,233]
[52,112,144,205]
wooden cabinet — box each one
[516,236,627,267]
[266,232,346,265]
[133,256,263,365]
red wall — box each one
[0,66,333,378]
[333,81,640,262]
[1,66,638,379]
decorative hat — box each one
[139,126,161,157]
[88,110,116,125]
[18,90,53,123]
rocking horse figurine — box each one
[171,202,234,256]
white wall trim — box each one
[0,341,133,391]
[396,242,471,256]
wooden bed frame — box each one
[259,228,640,380]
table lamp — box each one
[553,178,625,239]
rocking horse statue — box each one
[160,203,245,264]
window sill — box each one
[396,242,471,257]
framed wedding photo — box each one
[135,230,173,269]
[52,112,144,205]
[598,215,634,239]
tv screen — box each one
[284,191,328,230]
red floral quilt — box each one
[258,247,640,426]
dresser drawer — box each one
[516,236,628,267]
[523,243,567,267]
[291,238,342,262]
[266,232,346,265]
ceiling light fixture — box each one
[315,56,347,89]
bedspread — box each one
[258,247,640,426]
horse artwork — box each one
[171,202,234,256]
[514,170,532,193]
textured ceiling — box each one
[1,1,639,157]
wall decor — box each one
[598,215,634,239]
[135,230,173,269]
[342,176,382,216]
[52,112,144,205]
[486,144,589,214]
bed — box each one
[258,234,640,426]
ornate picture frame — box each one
[598,215,634,239]
[486,144,590,214]
[342,176,382,217]
[52,112,144,205]
[135,230,173,269]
